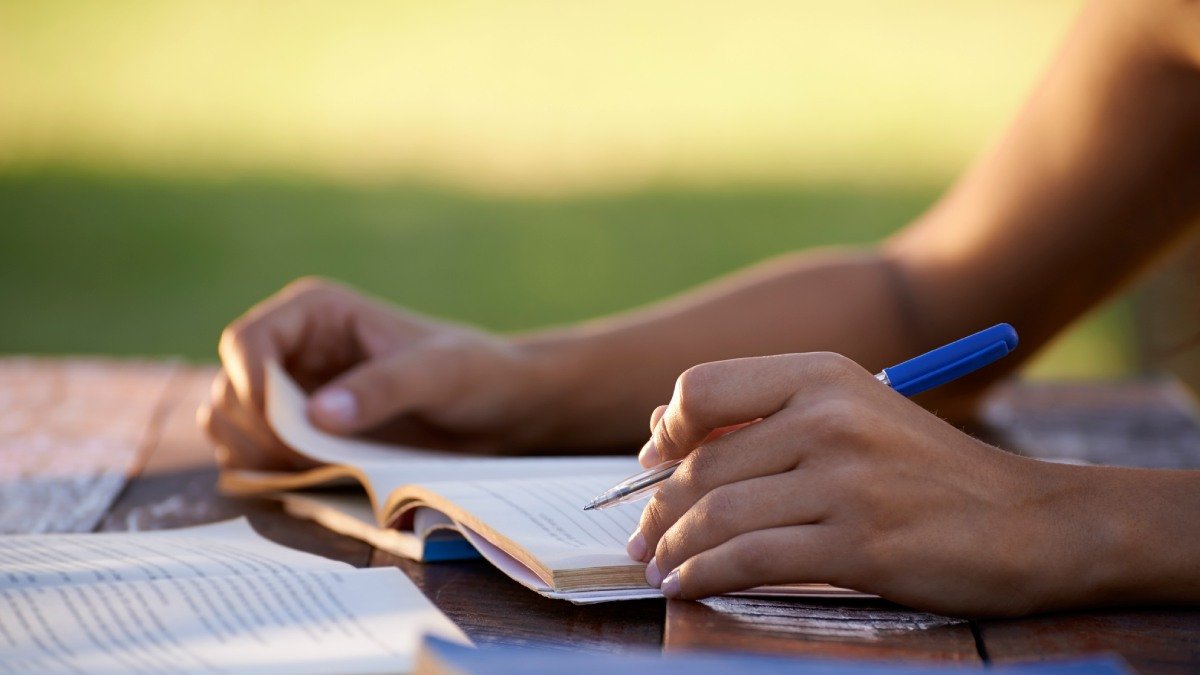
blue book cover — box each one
[415,635,1129,675]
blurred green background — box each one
[0,0,1134,377]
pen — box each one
[582,323,1019,511]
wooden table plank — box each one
[96,362,663,651]
[977,379,1200,674]
[979,379,1200,468]
[978,610,1200,675]
[15,359,1200,665]
[375,550,663,653]
[0,358,178,533]
[98,365,373,567]
[665,596,981,662]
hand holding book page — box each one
[219,362,641,511]
[223,365,866,603]
[0,519,468,675]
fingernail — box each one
[638,439,660,466]
[645,557,662,587]
[626,529,647,562]
[312,388,357,426]
[660,570,681,599]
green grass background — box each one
[0,0,1137,377]
[0,168,1134,377]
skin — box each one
[200,0,1200,616]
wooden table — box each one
[5,360,1200,672]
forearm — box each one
[885,0,1200,400]
[513,0,1200,450]
[1038,463,1200,609]
[515,248,921,448]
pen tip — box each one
[582,502,596,511]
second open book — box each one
[219,363,864,604]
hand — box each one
[198,277,554,470]
[628,352,1107,617]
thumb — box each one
[642,355,811,466]
[307,341,465,434]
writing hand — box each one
[628,352,1104,617]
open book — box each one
[0,518,466,675]
[219,363,864,603]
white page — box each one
[263,361,640,501]
[0,519,467,675]
[266,361,447,465]
[422,473,647,573]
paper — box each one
[260,364,865,603]
[266,361,446,466]
[263,361,639,502]
[425,474,644,573]
[0,519,467,675]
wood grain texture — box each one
[666,596,980,662]
[374,550,663,652]
[98,365,372,567]
[0,358,178,533]
[97,363,663,651]
[977,379,1200,674]
[978,609,1200,675]
[13,359,1200,667]
[980,378,1200,468]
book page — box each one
[261,362,640,506]
[418,473,646,574]
[0,519,467,675]
[265,361,447,466]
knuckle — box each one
[217,323,245,356]
[638,494,670,536]
[732,538,772,579]
[655,417,685,459]
[363,368,405,403]
[686,489,734,537]
[675,447,717,491]
[804,351,860,383]
[654,528,683,568]
[806,397,859,442]
[643,482,689,535]
[674,363,716,414]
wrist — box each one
[508,327,613,449]
[1018,461,1183,611]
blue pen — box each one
[582,323,1019,510]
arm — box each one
[205,0,1200,469]
[622,1,1200,614]
[523,0,1200,446]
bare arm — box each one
[522,0,1200,447]
[207,0,1200,468]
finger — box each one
[632,412,810,560]
[199,401,277,470]
[652,472,828,576]
[649,405,668,433]
[638,417,758,466]
[207,372,314,470]
[307,336,471,434]
[218,283,330,415]
[646,352,867,466]
[658,525,843,599]
[212,372,290,453]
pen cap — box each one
[882,323,1018,397]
